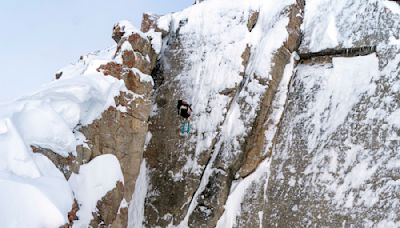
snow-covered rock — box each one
[69,154,124,227]
[1,0,399,227]
[0,20,159,227]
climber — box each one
[177,100,192,135]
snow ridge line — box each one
[298,46,377,61]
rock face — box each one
[129,0,400,227]
[140,0,307,227]
[31,21,159,227]
[76,26,158,227]
[90,181,124,227]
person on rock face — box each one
[177,100,192,135]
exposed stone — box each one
[31,146,79,179]
[140,13,168,37]
[111,207,128,228]
[247,11,259,32]
[238,0,305,178]
[90,181,124,227]
[122,50,154,75]
[127,33,153,55]
[238,46,291,177]
[112,31,158,76]
[97,62,123,78]
[112,24,126,44]
[79,95,151,203]
[55,71,63,80]
[68,200,79,225]
[188,170,232,227]
[284,0,305,52]
[241,44,251,70]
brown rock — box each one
[238,0,305,178]
[122,50,153,75]
[247,11,259,32]
[127,33,153,56]
[31,146,79,179]
[110,207,128,228]
[97,62,123,79]
[141,13,159,33]
[89,181,124,226]
[112,24,126,44]
[141,13,169,38]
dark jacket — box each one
[177,100,192,119]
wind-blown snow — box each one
[300,54,379,150]
[301,0,400,52]
[69,154,123,227]
[0,138,74,228]
[267,44,400,225]
[298,54,380,203]
[0,45,129,227]
[128,160,149,228]
[0,47,125,157]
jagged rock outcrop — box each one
[28,21,160,227]
[76,26,158,227]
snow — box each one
[0,41,131,227]
[115,19,163,55]
[300,54,379,150]
[128,160,149,228]
[383,0,400,14]
[150,0,297,225]
[147,29,163,55]
[69,154,123,227]
[0,151,74,228]
[299,55,381,200]
[216,54,296,228]
[389,36,400,46]
[115,20,147,40]
[301,0,400,52]
[0,46,125,157]
[267,41,400,224]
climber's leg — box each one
[186,120,190,133]
[181,119,186,135]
